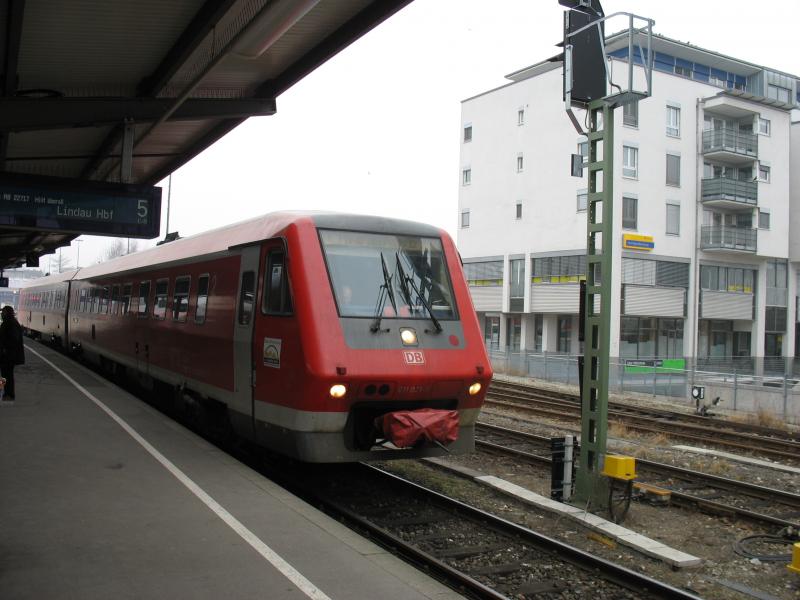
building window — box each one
[758,117,770,136]
[534,314,543,352]
[557,315,572,354]
[622,100,638,127]
[758,210,770,230]
[577,190,587,212]
[517,108,525,125]
[767,84,791,104]
[666,105,680,137]
[515,201,522,219]
[674,64,691,78]
[461,210,470,228]
[666,153,680,187]
[462,168,471,186]
[758,164,770,182]
[701,265,755,293]
[577,141,588,160]
[622,196,637,230]
[622,145,638,178]
[507,316,522,351]
[463,124,472,142]
[666,203,680,235]
[484,316,500,348]
[516,153,524,172]
[509,259,524,312]
[532,255,586,284]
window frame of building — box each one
[758,209,770,230]
[622,196,638,230]
[767,84,791,104]
[666,153,680,187]
[666,202,680,235]
[622,100,638,127]
[463,124,472,143]
[516,153,524,173]
[461,210,470,228]
[758,164,770,182]
[517,107,525,125]
[666,105,680,137]
[622,145,638,179]
[577,190,588,212]
[758,117,770,136]
[515,201,523,220]
[462,167,471,186]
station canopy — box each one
[0,0,412,268]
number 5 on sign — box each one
[403,351,425,365]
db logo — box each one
[403,350,425,365]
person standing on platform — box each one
[0,306,24,401]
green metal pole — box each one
[574,100,613,508]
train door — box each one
[251,239,298,422]
[230,245,260,429]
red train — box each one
[19,212,492,462]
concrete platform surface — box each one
[0,342,462,600]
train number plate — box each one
[403,350,425,365]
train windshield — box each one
[319,229,457,320]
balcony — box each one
[701,225,757,253]
[700,177,758,209]
[702,129,757,165]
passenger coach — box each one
[20,212,492,462]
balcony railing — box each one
[701,177,758,206]
[701,225,757,252]
[702,129,758,158]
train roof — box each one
[22,211,446,288]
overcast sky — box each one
[61,0,799,270]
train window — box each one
[121,283,132,314]
[100,286,110,314]
[195,275,209,324]
[172,276,190,322]
[91,288,100,313]
[138,281,151,317]
[79,288,87,312]
[111,285,120,315]
[262,250,293,315]
[153,279,168,319]
[319,229,458,321]
[238,271,255,325]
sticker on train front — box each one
[403,350,425,365]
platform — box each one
[0,341,462,600]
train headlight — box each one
[468,382,482,396]
[400,328,418,346]
[329,384,347,399]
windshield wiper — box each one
[371,253,398,333]
[394,252,413,308]
[397,254,442,333]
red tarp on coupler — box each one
[376,408,459,448]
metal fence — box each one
[488,349,800,422]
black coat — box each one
[0,317,24,365]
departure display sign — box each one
[0,173,161,238]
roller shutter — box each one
[624,286,685,317]
[469,286,502,312]
[701,290,753,320]
[530,284,580,313]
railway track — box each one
[268,461,698,600]
[486,380,800,463]
[477,422,800,530]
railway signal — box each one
[557,1,655,510]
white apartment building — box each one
[458,34,800,373]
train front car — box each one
[255,214,492,462]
